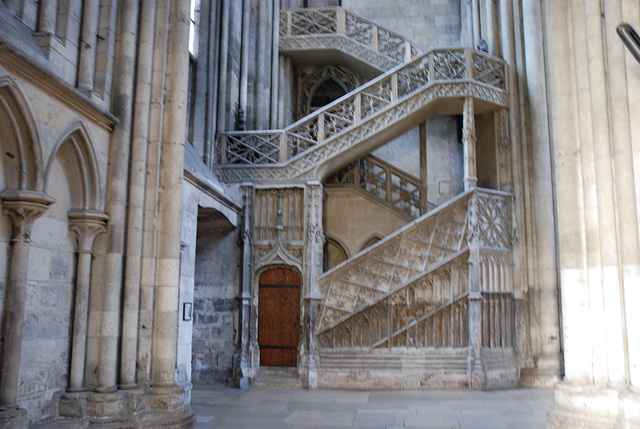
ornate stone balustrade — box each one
[215,48,507,183]
[325,155,428,218]
[316,188,513,351]
[279,8,419,70]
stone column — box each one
[466,191,485,389]
[37,0,57,34]
[77,0,101,93]
[232,184,254,389]
[516,0,561,388]
[119,0,155,391]
[462,97,478,191]
[147,0,190,411]
[0,190,53,423]
[301,181,323,389]
[67,210,108,391]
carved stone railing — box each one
[215,48,507,183]
[318,252,470,348]
[325,155,429,218]
[279,8,420,71]
[316,188,513,350]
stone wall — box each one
[325,187,409,258]
[191,225,240,385]
[425,116,464,206]
[342,0,462,50]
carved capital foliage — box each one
[68,210,108,252]
[0,190,55,242]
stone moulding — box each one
[214,48,507,184]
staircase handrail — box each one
[280,7,420,63]
[316,188,512,333]
[216,47,507,168]
[325,154,430,217]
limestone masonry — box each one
[0,0,638,428]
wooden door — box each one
[258,268,301,366]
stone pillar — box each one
[516,0,561,388]
[543,0,640,427]
[147,0,190,412]
[0,190,53,425]
[77,0,101,93]
[67,210,108,391]
[232,184,254,389]
[462,97,478,191]
[301,181,323,389]
[37,0,57,34]
[119,0,155,391]
[466,191,485,389]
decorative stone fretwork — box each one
[317,191,471,332]
[325,154,427,218]
[279,8,419,70]
[296,65,359,121]
[315,188,513,389]
[0,190,54,412]
[463,97,478,191]
[67,210,108,392]
[215,48,507,184]
[253,187,305,270]
[495,108,512,192]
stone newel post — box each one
[301,181,324,389]
[463,97,478,191]
[233,183,254,389]
[0,190,54,420]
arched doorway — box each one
[258,267,301,367]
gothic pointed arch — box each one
[0,77,43,191]
[44,122,103,211]
[297,65,359,119]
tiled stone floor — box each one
[191,386,554,429]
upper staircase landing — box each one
[215,48,507,184]
[279,7,420,75]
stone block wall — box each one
[17,162,77,422]
[342,0,462,50]
[191,228,240,385]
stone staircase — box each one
[214,46,507,184]
[218,8,514,390]
[279,7,420,74]
[252,366,302,389]
[315,188,517,390]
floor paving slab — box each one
[189,386,553,428]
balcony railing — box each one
[216,48,507,169]
[279,8,419,64]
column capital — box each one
[68,210,108,252]
[0,190,55,241]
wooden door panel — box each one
[258,268,301,366]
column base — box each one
[230,353,251,389]
[0,407,28,429]
[519,367,560,388]
[547,383,638,429]
[519,354,561,388]
[57,388,193,428]
[146,385,186,412]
